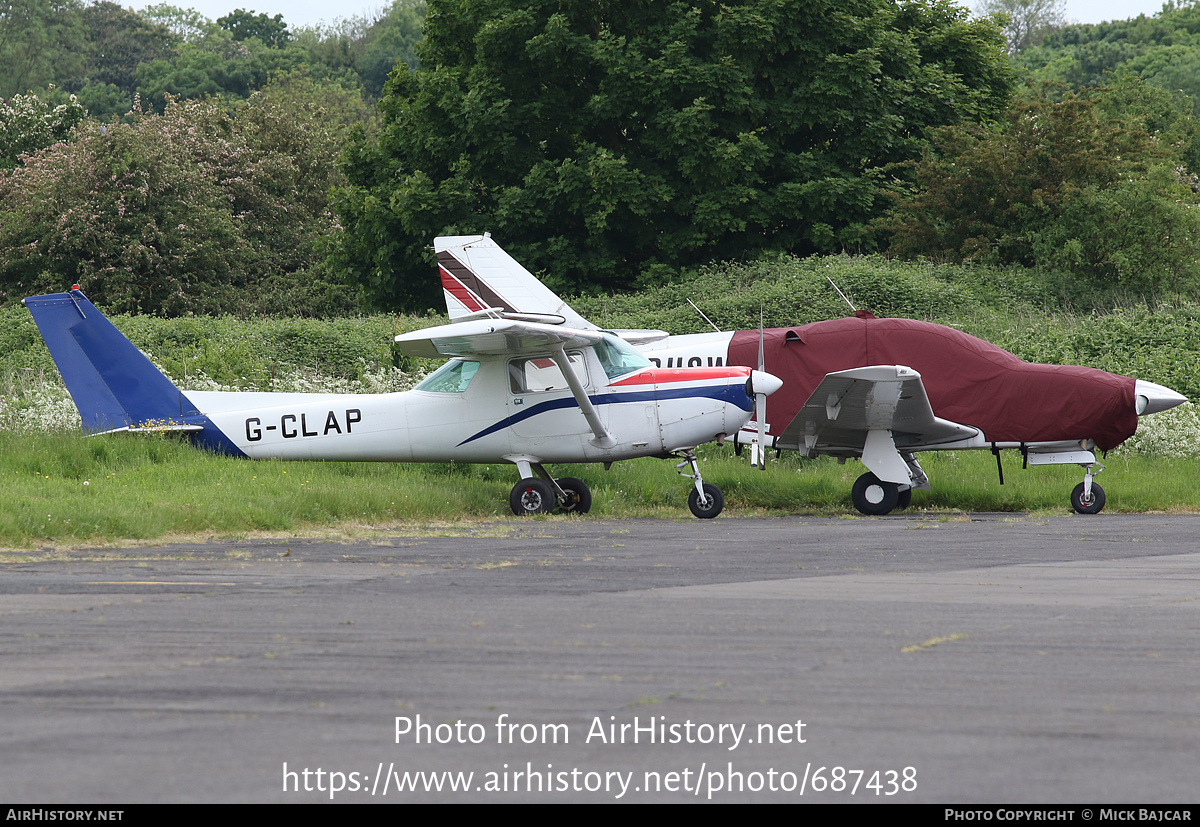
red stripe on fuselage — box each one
[610,367,752,386]
[440,265,487,312]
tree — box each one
[356,0,425,96]
[77,1,175,96]
[0,87,85,168]
[138,3,216,43]
[879,78,1200,295]
[333,0,1014,311]
[0,0,87,98]
[977,0,1065,54]
[292,1,426,98]
[0,92,355,315]
[218,8,290,48]
[135,27,308,109]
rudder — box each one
[24,290,200,434]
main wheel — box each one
[1070,482,1106,515]
[688,483,725,519]
[510,477,555,516]
[896,487,913,510]
[555,477,592,514]
[851,472,900,516]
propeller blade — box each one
[757,307,767,470]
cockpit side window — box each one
[508,353,585,394]
[593,335,651,381]
[415,359,480,393]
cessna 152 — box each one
[24,288,781,518]
[435,234,1187,516]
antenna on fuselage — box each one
[686,298,721,333]
[826,276,857,313]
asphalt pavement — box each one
[2,512,1198,802]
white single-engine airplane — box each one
[435,234,1187,516]
[24,288,781,518]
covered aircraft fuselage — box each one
[645,314,1138,451]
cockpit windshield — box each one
[593,334,651,381]
[415,359,480,393]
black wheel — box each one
[1070,482,1105,515]
[851,472,900,516]
[555,477,592,514]
[510,477,555,516]
[896,487,912,510]
[688,483,724,519]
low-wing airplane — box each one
[24,288,782,518]
[435,234,1187,516]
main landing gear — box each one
[506,451,725,519]
[509,475,593,516]
[850,472,912,516]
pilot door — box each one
[506,352,596,439]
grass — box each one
[4,255,1199,548]
[1,431,1196,550]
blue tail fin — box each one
[24,290,201,434]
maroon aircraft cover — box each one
[728,312,1138,451]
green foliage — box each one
[138,3,217,43]
[879,78,1200,295]
[357,0,426,96]
[0,91,358,316]
[977,0,1065,54]
[134,26,310,109]
[0,87,85,168]
[1017,1,1200,101]
[218,8,290,48]
[333,0,1014,312]
[571,254,1033,333]
[70,1,175,104]
[0,0,88,98]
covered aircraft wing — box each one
[775,365,979,457]
[394,318,604,358]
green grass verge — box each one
[2,432,1195,550]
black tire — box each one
[555,477,592,514]
[510,477,555,516]
[896,487,913,510]
[851,472,900,516]
[1070,482,1106,515]
[688,483,724,519]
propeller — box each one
[755,306,767,469]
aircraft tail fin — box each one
[435,235,598,329]
[23,290,201,434]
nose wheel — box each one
[688,483,725,518]
[1070,481,1105,514]
[676,449,725,518]
[1069,463,1106,515]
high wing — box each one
[393,318,603,358]
[395,318,616,447]
[775,365,979,485]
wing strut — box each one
[550,345,616,449]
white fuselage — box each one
[190,349,755,465]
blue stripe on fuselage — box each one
[457,384,753,446]
[189,415,250,457]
